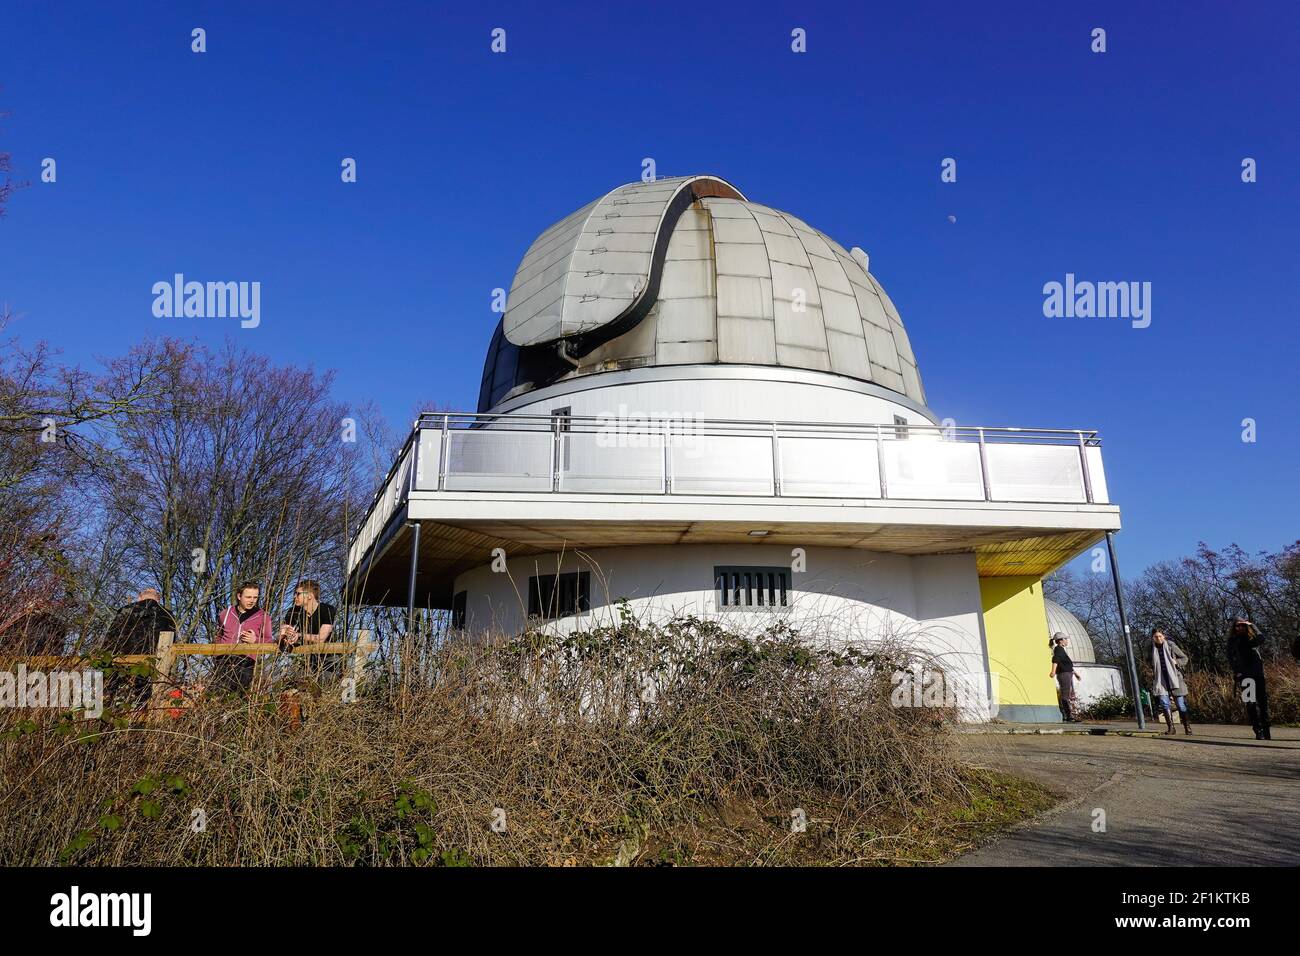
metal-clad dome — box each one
[1044,598,1097,664]
[480,175,926,412]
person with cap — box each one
[1048,633,1081,722]
[1226,617,1270,740]
[1150,627,1192,735]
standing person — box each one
[279,580,338,687]
[103,588,177,656]
[1150,628,1193,735]
[1048,633,1081,722]
[212,582,275,693]
[102,587,177,705]
[1227,617,1270,740]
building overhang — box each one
[348,491,1120,609]
[345,413,1119,609]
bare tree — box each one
[0,310,176,647]
[85,338,369,641]
[1052,541,1300,676]
[0,101,19,218]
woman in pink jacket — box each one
[212,581,275,693]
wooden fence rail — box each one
[2,630,377,709]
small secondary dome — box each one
[1044,598,1097,664]
[480,175,926,411]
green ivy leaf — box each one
[60,829,96,861]
[439,847,472,867]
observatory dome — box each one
[479,175,926,412]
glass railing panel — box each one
[669,434,775,496]
[560,432,665,493]
[1084,445,1108,503]
[779,436,881,498]
[443,429,554,492]
[414,428,443,491]
[882,440,984,500]
[985,443,1086,503]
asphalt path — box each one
[951,723,1300,866]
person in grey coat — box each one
[1151,627,1192,735]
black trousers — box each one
[1240,672,1270,732]
[105,672,152,709]
[211,657,256,694]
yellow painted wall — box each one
[979,576,1058,713]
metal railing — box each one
[347,412,1108,573]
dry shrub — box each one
[0,616,983,866]
[1082,661,1300,725]
[1182,660,1299,725]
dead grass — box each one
[0,616,1049,865]
[1182,661,1300,725]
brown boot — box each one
[1180,712,1192,735]
[1163,712,1176,734]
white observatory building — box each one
[347,175,1123,722]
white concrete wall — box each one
[503,371,933,429]
[1074,663,1126,708]
[453,545,988,700]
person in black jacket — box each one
[1226,617,1270,740]
[278,579,339,689]
[1048,633,1081,722]
[101,588,178,706]
[102,589,176,656]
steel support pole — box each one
[406,521,421,636]
[1106,530,1145,729]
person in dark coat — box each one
[102,588,177,656]
[102,588,177,705]
[1226,617,1270,740]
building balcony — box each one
[347,413,1120,607]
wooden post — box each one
[150,630,176,706]
[351,629,373,689]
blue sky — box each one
[2,1,1297,575]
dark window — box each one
[551,406,572,470]
[451,590,467,630]
[714,566,790,609]
[527,571,590,620]
[893,414,909,440]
